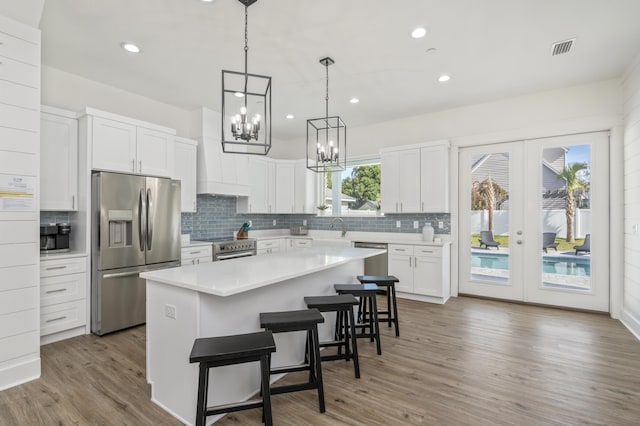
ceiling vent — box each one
[551,38,575,56]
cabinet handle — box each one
[409,257,412,267]
[400,202,403,212]
[414,256,418,268]
[132,159,136,172]
[395,202,398,212]
[139,160,142,173]
[422,201,424,211]
[395,248,406,252]
[189,251,201,255]
[46,316,67,323]
[45,288,67,294]
[45,265,67,271]
[193,201,196,211]
[72,195,75,210]
[196,258,200,264]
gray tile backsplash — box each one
[40,211,71,224]
[182,195,450,239]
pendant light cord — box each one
[325,61,329,120]
[243,3,249,106]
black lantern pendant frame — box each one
[221,0,272,155]
[306,57,347,172]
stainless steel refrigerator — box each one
[91,171,181,335]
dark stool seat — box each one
[357,275,400,336]
[189,331,276,426]
[334,284,382,355]
[259,309,326,413]
[304,294,360,378]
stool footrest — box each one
[271,382,319,395]
[207,399,265,416]
[270,364,310,375]
[321,353,353,362]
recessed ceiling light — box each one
[121,42,141,54]
[411,27,427,39]
[201,0,214,2]
[438,74,451,82]
[349,98,359,104]
[285,114,294,119]
[234,92,245,97]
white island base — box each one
[143,247,382,425]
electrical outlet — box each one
[438,221,444,229]
[249,220,252,227]
[413,221,419,229]
[396,220,401,228]
[273,219,277,226]
[165,304,176,319]
[303,219,307,226]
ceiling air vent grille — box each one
[551,38,575,56]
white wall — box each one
[621,55,640,339]
[41,66,192,136]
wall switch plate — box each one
[438,221,444,229]
[413,221,419,229]
[165,304,176,319]
[396,220,401,228]
[273,219,277,226]
[303,219,307,226]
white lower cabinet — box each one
[40,255,88,344]
[257,239,282,255]
[181,245,212,266]
[388,244,450,303]
[284,238,313,250]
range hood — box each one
[190,107,250,197]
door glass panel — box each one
[540,145,591,291]
[470,152,510,283]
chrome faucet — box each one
[330,217,347,237]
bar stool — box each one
[259,309,326,413]
[334,284,382,355]
[304,294,361,378]
[189,331,276,426]
[357,275,400,336]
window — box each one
[318,157,381,216]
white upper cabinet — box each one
[136,127,174,177]
[89,110,175,177]
[381,141,449,213]
[40,107,78,211]
[91,116,137,174]
[294,160,316,214]
[173,137,198,213]
[275,162,295,213]
[238,156,274,213]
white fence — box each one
[470,209,591,238]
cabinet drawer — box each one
[415,247,441,257]
[40,300,86,337]
[257,239,279,249]
[293,239,312,248]
[388,245,414,255]
[0,55,39,88]
[181,246,212,260]
[40,273,87,307]
[40,257,87,278]
[0,31,40,65]
[181,257,211,266]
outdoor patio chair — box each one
[574,234,591,255]
[542,232,559,253]
[479,231,500,250]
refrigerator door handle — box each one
[147,188,153,251]
[139,188,146,252]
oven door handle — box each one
[216,251,255,261]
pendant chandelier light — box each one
[307,57,346,172]
[221,0,271,155]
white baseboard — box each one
[40,326,86,346]
[0,357,40,391]
[396,291,448,305]
[621,308,640,341]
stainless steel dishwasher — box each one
[354,242,388,275]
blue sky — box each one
[566,144,590,165]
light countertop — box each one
[141,246,385,297]
[180,240,213,248]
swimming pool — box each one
[471,252,591,276]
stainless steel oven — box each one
[209,238,257,261]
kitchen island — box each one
[140,245,385,425]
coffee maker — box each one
[40,223,71,252]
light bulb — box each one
[329,140,334,147]
[240,106,247,115]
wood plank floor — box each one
[1,296,639,425]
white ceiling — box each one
[38,0,640,141]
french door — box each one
[458,132,610,311]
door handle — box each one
[146,188,153,250]
[139,189,146,252]
[103,271,141,279]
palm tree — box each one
[556,162,588,243]
[471,176,507,233]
